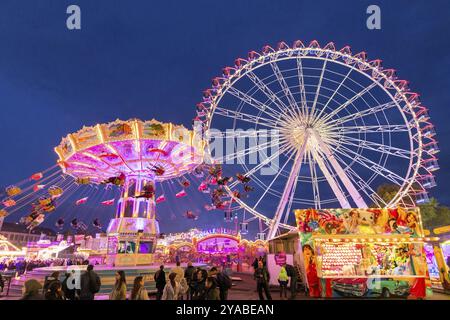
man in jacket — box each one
[171,261,184,283]
[215,266,232,300]
[184,261,196,300]
[254,260,272,300]
[284,263,298,299]
[154,265,166,300]
[79,265,101,300]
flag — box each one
[75,197,88,205]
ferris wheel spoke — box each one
[282,154,303,224]
[333,124,409,134]
[313,68,353,124]
[252,150,296,210]
[227,86,285,120]
[227,143,292,189]
[296,57,308,116]
[318,82,378,125]
[214,106,280,129]
[332,152,388,207]
[246,70,300,122]
[310,130,367,208]
[331,144,407,186]
[269,61,300,114]
[208,129,278,139]
[328,100,398,126]
[337,136,412,159]
[311,148,351,208]
[309,59,327,121]
[268,135,309,239]
[223,138,284,164]
[307,151,321,209]
[246,71,293,116]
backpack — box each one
[217,272,232,290]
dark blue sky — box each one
[0,0,449,235]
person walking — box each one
[179,277,189,300]
[130,276,149,300]
[109,270,127,300]
[193,268,207,300]
[21,279,44,300]
[0,273,4,294]
[190,267,200,299]
[79,264,101,300]
[45,281,64,300]
[254,260,272,300]
[171,261,185,283]
[184,261,196,300]
[198,277,220,300]
[278,265,289,299]
[284,263,298,299]
[252,257,259,271]
[216,266,232,300]
[43,271,60,295]
[162,272,180,300]
[154,265,166,300]
[61,272,77,300]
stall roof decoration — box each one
[295,208,424,237]
[158,228,240,246]
[55,119,205,183]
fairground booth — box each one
[295,207,430,298]
[423,225,450,291]
[154,228,268,270]
[0,234,26,262]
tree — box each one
[374,184,450,230]
[375,183,400,205]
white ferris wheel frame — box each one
[198,40,438,238]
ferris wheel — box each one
[195,40,439,239]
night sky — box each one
[0,0,449,237]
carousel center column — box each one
[106,175,160,266]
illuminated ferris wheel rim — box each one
[199,40,438,235]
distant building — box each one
[0,222,57,248]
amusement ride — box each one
[195,40,439,239]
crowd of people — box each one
[18,260,233,300]
[153,261,232,300]
[6,255,302,300]
[251,256,299,300]
[0,258,87,275]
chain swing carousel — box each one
[54,119,204,266]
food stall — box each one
[295,207,430,298]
